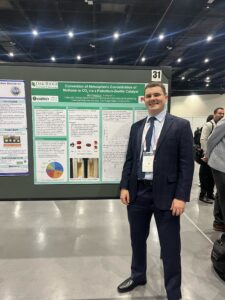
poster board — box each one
[0,64,171,199]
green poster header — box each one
[31,81,145,104]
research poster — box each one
[31,80,168,184]
[0,80,28,176]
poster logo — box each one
[32,95,58,102]
[10,86,21,96]
[31,81,58,89]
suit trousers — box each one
[199,162,214,196]
[127,181,182,300]
[212,168,225,225]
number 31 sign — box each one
[151,70,162,82]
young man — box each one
[118,82,194,300]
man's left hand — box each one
[170,199,186,216]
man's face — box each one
[214,109,224,123]
[144,86,168,115]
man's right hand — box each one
[120,189,130,205]
[201,156,208,163]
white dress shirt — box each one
[141,108,167,180]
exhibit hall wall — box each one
[0,63,171,200]
[171,94,225,131]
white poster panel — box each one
[68,109,100,182]
[0,80,25,98]
[34,109,66,137]
[0,98,27,129]
[102,110,133,181]
[0,80,28,176]
[135,110,148,122]
[0,130,28,175]
[35,140,67,183]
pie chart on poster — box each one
[46,162,64,178]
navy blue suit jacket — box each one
[120,113,194,210]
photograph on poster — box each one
[70,158,99,179]
[3,135,21,146]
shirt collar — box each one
[147,108,167,123]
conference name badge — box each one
[142,152,154,173]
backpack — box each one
[193,121,214,164]
[211,234,225,281]
[194,127,202,146]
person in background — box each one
[117,82,194,300]
[206,117,225,232]
[198,114,214,203]
[199,108,224,203]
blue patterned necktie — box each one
[137,116,156,179]
[146,116,156,152]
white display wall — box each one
[171,94,225,131]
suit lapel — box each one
[136,118,146,157]
[155,113,174,155]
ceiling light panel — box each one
[159,34,164,41]
[113,32,119,40]
[32,29,38,36]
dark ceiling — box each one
[0,0,225,96]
